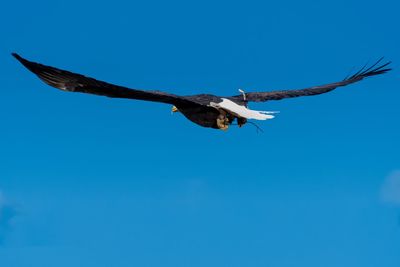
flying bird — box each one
[12,53,391,131]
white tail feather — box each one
[210,98,278,120]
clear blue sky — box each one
[1,0,399,266]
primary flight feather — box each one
[12,53,391,130]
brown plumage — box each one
[12,53,392,130]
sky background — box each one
[1,0,400,266]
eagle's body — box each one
[12,53,391,131]
[175,103,223,129]
[176,95,275,129]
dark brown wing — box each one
[12,53,197,106]
[230,59,392,102]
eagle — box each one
[12,53,391,131]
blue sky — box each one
[0,0,399,266]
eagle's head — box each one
[171,106,179,113]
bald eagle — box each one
[12,53,391,130]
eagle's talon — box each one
[12,54,392,131]
[217,115,229,130]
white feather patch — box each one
[210,98,278,120]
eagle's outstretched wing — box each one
[230,59,392,102]
[12,53,196,106]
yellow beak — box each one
[171,106,179,113]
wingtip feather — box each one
[11,53,28,65]
[11,52,21,60]
[348,58,392,81]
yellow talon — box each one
[217,116,229,131]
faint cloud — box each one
[381,171,400,206]
[0,191,18,244]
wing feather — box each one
[12,53,195,106]
[230,59,392,102]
